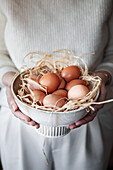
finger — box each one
[98,83,106,102]
[91,83,106,114]
[75,112,97,126]
[67,112,96,129]
[91,104,104,114]
[14,111,40,127]
[6,86,18,111]
[67,84,106,129]
[6,86,33,123]
[28,120,38,126]
[6,86,40,127]
[13,110,31,122]
[2,72,16,87]
[20,115,40,127]
[68,123,76,129]
[67,111,97,129]
[35,124,40,129]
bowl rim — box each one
[11,72,99,115]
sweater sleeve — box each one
[96,10,113,84]
[0,11,17,88]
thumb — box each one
[6,86,18,112]
[2,72,16,87]
[98,83,106,102]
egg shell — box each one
[27,75,46,92]
[43,94,65,108]
[68,85,89,100]
[66,79,87,91]
[27,75,40,90]
[26,75,47,92]
[52,89,67,97]
[31,90,46,104]
[39,72,60,93]
[58,77,66,89]
[61,65,81,82]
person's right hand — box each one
[2,71,40,129]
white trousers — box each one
[0,88,113,170]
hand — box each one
[2,72,40,129]
[66,71,112,130]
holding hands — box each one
[2,70,112,130]
[2,71,40,129]
[67,71,112,129]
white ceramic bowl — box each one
[11,73,99,137]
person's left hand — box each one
[66,71,112,129]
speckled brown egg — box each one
[66,79,87,91]
[52,89,67,97]
[61,65,81,82]
[68,85,89,100]
[43,94,65,108]
[39,73,60,93]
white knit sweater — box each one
[0,0,113,87]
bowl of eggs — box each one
[11,50,101,137]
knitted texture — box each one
[0,0,113,87]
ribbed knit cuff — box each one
[0,66,17,87]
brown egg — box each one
[27,75,46,92]
[58,77,66,89]
[43,94,65,108]
[68,85,89,100]
[52,89,67,97]
[66,79,87,91]
[39,72,60,93]
[31,90,46,104]
[61,65,81,82]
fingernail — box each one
[35,124,40,129]
[69,125,76,129]
[25,119,28,123]
[12,104,17,111]
[75,122,80,126]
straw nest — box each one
[14,49,102,112]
